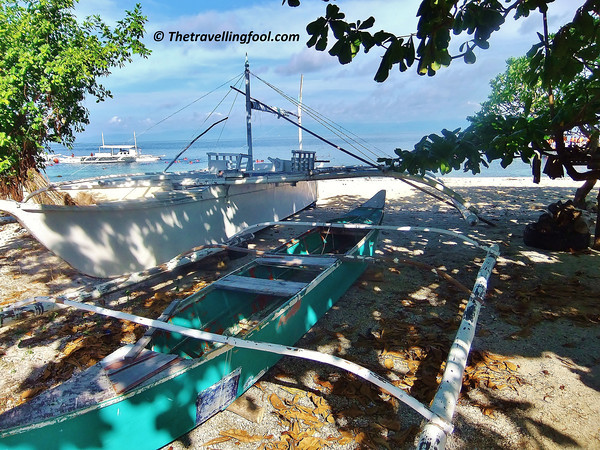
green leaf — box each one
[359,16,375,30]
[464,48,476,64]
[329,38,353,64]
[360,32,376,52]
[372,30,395,45]
[375,57,392,82]
[387,38,404,63]
[307,32,319,48]
[325,3,345,20]
[474,38,490,50]
[330,20,347,39]
[500,154,513,168]
[405,37,415,66]
[306,17,327,35]
[315,33,328,51]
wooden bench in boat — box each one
[101,347,182,394]
[213,274,309,297]
[257,254,338,269]
[258,254,339,268]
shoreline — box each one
[1,177,598,449]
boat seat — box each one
[102,349,181,394]
[213,274,308,297]
[258,254,338,269]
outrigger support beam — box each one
[1,224,498,448]
[25,294,454,435]
[230,221,499,255]
[10,241,497,445]
[417,245,497,448]
[1,221,496,328]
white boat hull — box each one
[54,155,161,164]
[0,181,317,278]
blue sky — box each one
[74,0,580,151]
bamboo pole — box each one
[417,245,498,449]
[0,249,474,328]
[30,295,453,434]
[229,221,498,255]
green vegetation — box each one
[286,0,569,80]
[0,0,150,200]
[288,0,600,245]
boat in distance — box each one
[0,191,387,450]
[50,133,161,165]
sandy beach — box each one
[1,176,599,449]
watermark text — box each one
[153,30,300,44]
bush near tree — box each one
[0,0,150,200]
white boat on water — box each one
[0,59,478,278]
[55,134,161,165]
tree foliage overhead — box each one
[286,0,600,184]
[0,0,150,199]
[390,2,599,183]
[479,56,548,117]
[285,0,559,81]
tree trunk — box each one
[574,179,597,207]
[0,140,39,201]
[595,188,600,250]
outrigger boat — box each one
[0,59,479,278]
[0,191,499,450]
[55,133,161,165]
[0,191,387,449]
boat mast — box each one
[298,74,303,151]
[245,55,253,171]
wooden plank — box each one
[213,274,308,297]
[258,254,337,268]
[106,351,181,394]
[102,350,155,373]
[124,299,181,362]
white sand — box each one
[1,176,598,449]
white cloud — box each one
[75,0,584,146]
[275,49,332,75]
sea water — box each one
[44,134,533,183]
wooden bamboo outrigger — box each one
[0,194,498,448]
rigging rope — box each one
[216,76,245,145]
[136,73,243,139]
[251,72,392,165]
[156,73,244,164]
[129,69,390,169]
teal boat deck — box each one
[0,191,386,450]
